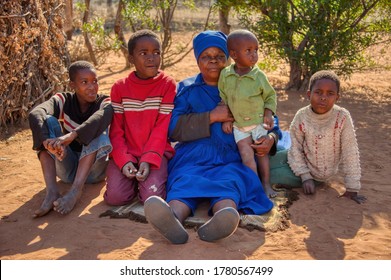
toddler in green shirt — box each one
[219,29,277,198]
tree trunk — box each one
[64,0,73,40]
[218,5,231,35]
[287,59,303,90]
[83,0,98,65]
[300,72,310,91]
[114,0,130,68]
[159,1,177,69]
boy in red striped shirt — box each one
[104,30,176,206]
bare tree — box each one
[114,0,131,68]
[82,0,97,65]
[64,0,73,40]
[154,0,194,69]
[218,3,231,35]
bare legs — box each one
[53,151,96,214]
[171,199,239,242]
[168,200,192,223]
[145,197,240,243]
[33,151,61,218]
[34,150,97,217]
[169,199,236,223]
[256,153,277,198]
[237,137,277,198]
[237,137,258,173]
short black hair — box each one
[68,60,96,82]
[309,70,340,93]
[227,29,258,51]
[127,30,161,55]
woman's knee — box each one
[212,198,237,212]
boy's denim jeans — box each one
[45,115,112,184]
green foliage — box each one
[257,48,280,73]
[230,0,391,89]
[74,1,87,13]
[122,0,158,31]
[82,17,122,52]
[122,0,198,32]
[72,0,123,64]
[182,0,197,10]
[122,0,196,69]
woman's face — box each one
[197,47,227,85]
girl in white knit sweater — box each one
[287,70,366,204]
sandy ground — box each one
[1,34,391,260]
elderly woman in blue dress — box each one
[144,30,282,244]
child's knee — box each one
[85,173,105,184]
[138,183,166,203]
[57,169,75,184]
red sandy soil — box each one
[1,33,391,260]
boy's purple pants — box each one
[104,157,168,206]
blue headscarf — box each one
[193,30,229,62]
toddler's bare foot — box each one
[53,187,83,215]
[264,184,278,198]
[33,190,60,218]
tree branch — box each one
[0,12,31,19]
[287,0,305,21]
[350,0,380,29]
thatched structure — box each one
[0,0,70,129]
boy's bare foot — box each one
[33,190,61,218]
[53,187,83,214]
[264,184,278,198]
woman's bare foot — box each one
[264,184,278,198]
[33,189,61,218]
[53,186,83,214]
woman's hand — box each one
[209,103,234,124]
[262,109,274,130]
[250,134,274,157]
[222,121,233,134]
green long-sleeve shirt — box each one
[218,64,277,128]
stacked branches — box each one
[0,0,70,128]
